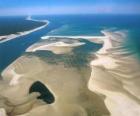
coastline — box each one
[42,31,140,115]
[88,30,140,116]
[1,29,140,115]
[26,41,85,54]
[41,35,106,40]
[0,16,49,43]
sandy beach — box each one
[26,40,85,54]
[88,30,140,116]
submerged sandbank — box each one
[0,16,49,43]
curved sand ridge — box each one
[0,55,109,116]
[88,30,140,116]
[26,38,85,54]
[0,16,49,43]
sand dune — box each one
[88,30,140,116]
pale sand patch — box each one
[0,108,7,116]
[26,41,85,54]
[90,54,119,69]
[2,68,22,86]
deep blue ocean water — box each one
[0,16,45,36]
[0,15,140,73]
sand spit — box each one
[26,39,85,54]
[0,17,49,43]
[41,35,106,44]
[41,35,106,40]
[88,30,140,116]
[0,55,109,116]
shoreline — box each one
[44,31,140,115]
[26,40,85,54]
[26,32,108,54]
[41,35,106,39]
[87,30,140,116]
[0,16,49,43]
[1,29,140,115]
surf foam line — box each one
[88,30,140,116]
[0,16,50,43]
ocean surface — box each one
[0,16,45,36]
[0,15,140,73]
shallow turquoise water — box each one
[0,15,140,72]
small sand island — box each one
[0,16,49,43]
[26,39,85,54]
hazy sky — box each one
[0,0,140,15]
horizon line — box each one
[1,13,140,16]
